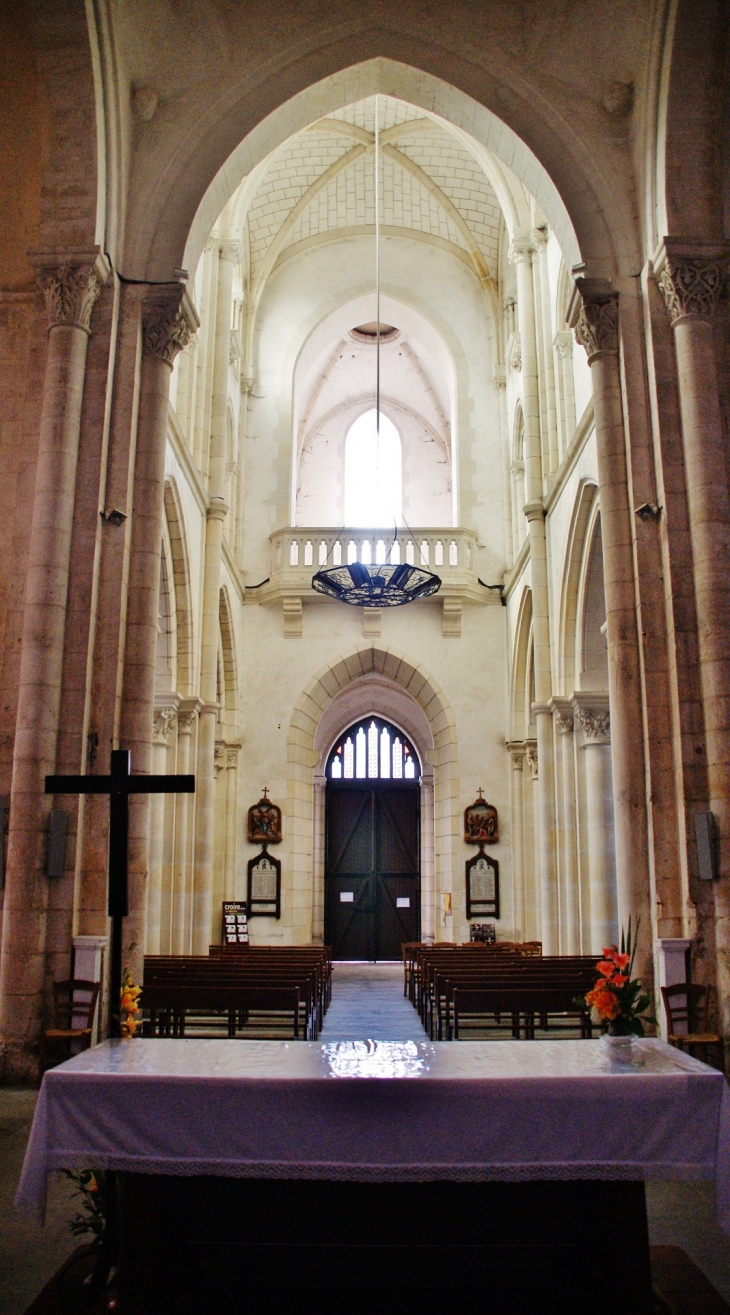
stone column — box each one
[421,775,435,943]
[119,284,198,982]
[224,745,239,902]
[551,701,580,954]
[146,705,177,954]
[172,702,199,954]
[655,240,730,1028]
[507,746,525,942]
[574,697,616,953]
[192,242,237,953]
[0,255,105,1076]
[511,236,559,953]
[311,776,326,945]
[554,331,577,451]
[568,280,652,978]
[524,740,540,941]
[532,227,559,474]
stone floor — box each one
[2,963,730,1313]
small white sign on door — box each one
[396,897,410,908]
[340,891,354,902]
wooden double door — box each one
[325,784,420,960]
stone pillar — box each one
[532,227,559,474]
[568,280,652,979]
[192,242,236,953]
[551,701,580,954]
[311,776,326,945]
[0,254,105,1077]
[511,236,558,953]
[172,702,199,954]
[146,705,177,955]
[507,746,525,942]
[72,935,108,1044]
[224,746,239,902]
[119,284,198,982]
[554,331,577,451]
[524,740,540,941]
[655,240,730,1029]
[421,775,435,943]
[574,697,616,953]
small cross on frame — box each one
[45,750,195,1038]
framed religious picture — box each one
[464,789,498,844]
[247,847,281,919]
[222,900,249,945]
[465,847,499,920]
[247,789,282,845]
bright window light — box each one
[344,409,402,527]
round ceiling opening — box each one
[351,322,399,343]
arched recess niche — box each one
[285,645,459,946]
[293,292,457,528]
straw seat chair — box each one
[661,983,724,1072]
[39,979,100,1076]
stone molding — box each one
[506,330,522,372]
[152,706,177,744]
[508,236,535,266]
[206,497,229,522]
[214,742,226,774]
[525,741,538,780]
[142,286,199,366]
[523,499,545,524]
[568,280,619,363]
[506,741,525,771]
[38,262,104,334]
[226,746,240,769]
[654,240,730,325]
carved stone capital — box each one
[574,703,611,744]
[152,707,177,744]
[506,331,522,372]
[142,286,200,367]
[508,237,535,266]
[506,741,525,771]
[38,261,104,333]
[567,280,619,363]
[177,711,197,734]
[525,742,538,780]
[554,329,573,360]
[492,370,506,393]
[229,329,242,366]
[655,242,729,325]
[226,747,239,769]
[214,742,226,774]
[523,499,545,524]
[548,697,574,735]
[219,240,242,265]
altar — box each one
[17,1037,730,1313]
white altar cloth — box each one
[17,1037,730,1230]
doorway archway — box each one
[325,716,420,959]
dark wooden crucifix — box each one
[46,749,195,1038]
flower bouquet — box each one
[121,970,142,1038]
[584,917,656,1037]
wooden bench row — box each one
[402,944,599,1040]
[142,948,331,1040]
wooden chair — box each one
[39,979,100,1076]
[661,984,724,1071]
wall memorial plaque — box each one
[247,847,281,919]
[222,900,249,945]
[464,789,498,844]
[466,847,499,919]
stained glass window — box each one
[327,718,420,782]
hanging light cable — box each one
[311,96,441,609]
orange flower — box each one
[613,953,630,970]
[596,961,614,978]
[612,973,628,988]
[602,946,619,959]
[586,985,620,1020]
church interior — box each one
[3,1,730,1311]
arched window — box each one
[344,409,402,526]
[327,717,420,781]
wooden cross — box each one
[46,749,195,1038]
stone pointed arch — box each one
[163,478,195,697]
[218,585,239,725]
[558,479,599,695]
[284,644,459,946]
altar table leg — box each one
[118,1176,654,1314]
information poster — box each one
[222,901,249,945]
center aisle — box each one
[318,963,428,1040]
